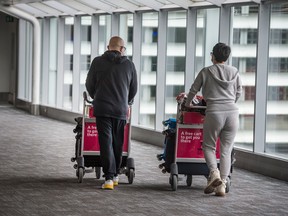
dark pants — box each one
[96,117,126,180]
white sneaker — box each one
[204,169,222,194]
[101,180,114,190]
[215,180,226,196]
[113,176,119,186]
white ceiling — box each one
[0,0,262,17]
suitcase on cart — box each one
[71,92,135,184]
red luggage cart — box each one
[71,92,135,184]
[168,100,233,191]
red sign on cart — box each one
[176,127,220,159]
[83,122,100,151]
[83,121,129,152]
[177,128,204,158]
[123,124,129,153]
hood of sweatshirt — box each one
[208,64,239,90]
[102,50,127,64]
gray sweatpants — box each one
[202,110,239,180]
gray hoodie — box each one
[186,64,242,112]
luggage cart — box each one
[168,98,234,191]
[71,92,135,184]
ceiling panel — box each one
[168,0,191,9]
[29,2,63,16]
[78,0,116,14]
[43,1,79,16]
[59,0,99,15]
[131,0,164,11]
[103,0,138,12]
[14,3,47,17]
[0,0,262,17]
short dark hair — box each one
[212,42,231,62]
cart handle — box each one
[83,91,93,104]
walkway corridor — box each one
[0,104,287,216]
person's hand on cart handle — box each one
[176,92,187,101]
[185,102,194,108]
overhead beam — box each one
[43,1,79,16]
[131,0,163,11]
[206,0,225,7]
[168,0,192,9]
[59,0,98,15]
[223,0,261,4]
[188,1,211,7]
[14,3,47,17]
[29,2,63,16]
[103,0,138,13]
[78,0,116,14]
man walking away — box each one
[85,36,138,190]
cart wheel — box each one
[78,167,84,183]
[225,177,231,193]
[95,167,101,179]
[128,169,134,184]
[186,175,192,187]
[156,154,163,161]
[171,174,178,191]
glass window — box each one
[231,5,258,151]
[63,17,74,109]
[266,2,288,158]
[195,8,220,75]
[247,29,258,44]
[269,58,288,73]
[270,29,288,44]
[99,15,111,55]
[18,20,32,101]
[233,29,241,44]
[79,16,92,111]
[119,14,133,61]
[139,12,158,128]
[165,11,186,120]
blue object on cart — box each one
[162,118,176,130]
[157,118,177,173]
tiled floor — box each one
[0,104,288,216]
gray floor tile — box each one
[0,105,288,216]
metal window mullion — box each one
[56,17,64,108]
[155,10,167,131]
[72,16,81,112]
[28,22,33,101]
[254,3,270,153]
[219,5,231,45]
[91,15,99,58]
[131,12,141,126]
[111,13,119,36]
[205,9,220,66]
[18,19,26,100]
[185,8,197,92]
[25,22,29,99]
[41,18,49,105]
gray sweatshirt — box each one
[185,64,242,112]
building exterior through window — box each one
[15,2,288,161]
